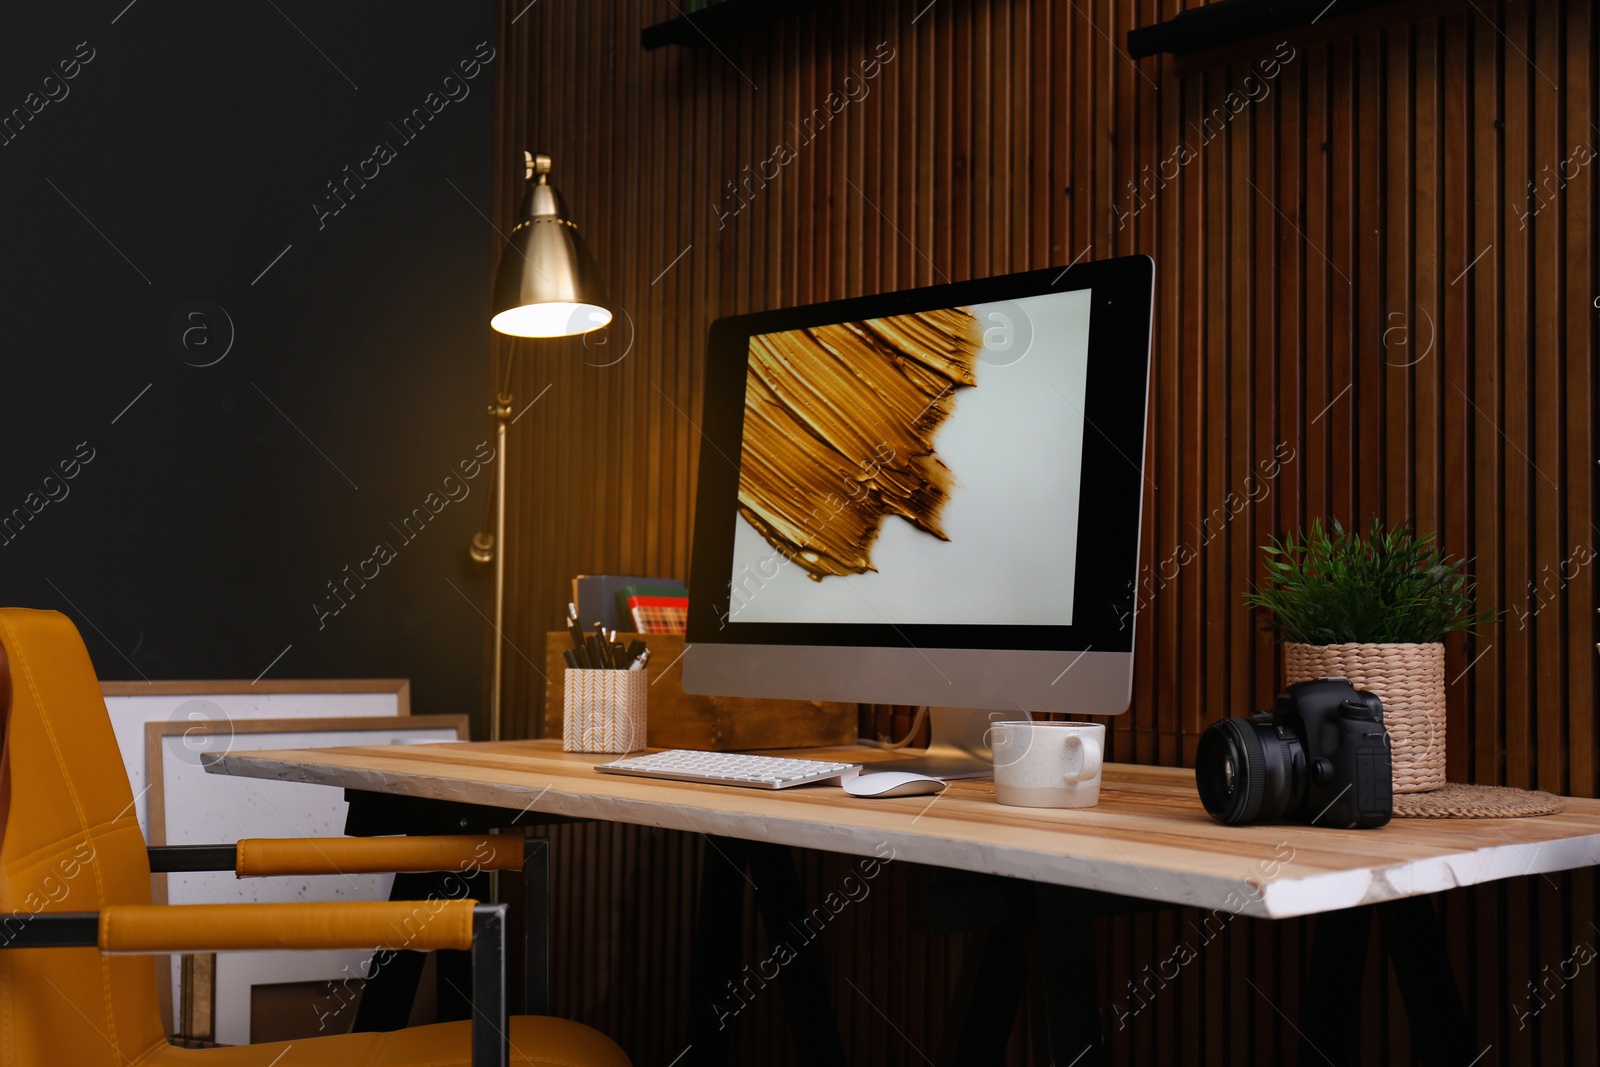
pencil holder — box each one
[562,668,648,754]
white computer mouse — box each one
[842,771,947,798]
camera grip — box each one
[1062,734,1102,785]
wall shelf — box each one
[642,0,841,50]
[1127,0,1401,57]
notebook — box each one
[624,594,689,634]
[614,582,691,623]
[571,574,685,632]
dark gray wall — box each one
[0,2,496,722]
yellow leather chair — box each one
[0,608,629,1067]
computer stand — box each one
[878,706,999,780]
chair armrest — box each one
[234,834,524,878]
[2,903,512,1067]
[147,835,525,877]
[0,900,480,953]
[98,899,479,954]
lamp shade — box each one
[490,153,611,337]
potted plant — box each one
[1245,518,1495,794]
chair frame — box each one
[0,836,557,1067]
[144,837,552,1018]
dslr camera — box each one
[1195,677,1392,828]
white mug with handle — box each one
[991,720,1105,808]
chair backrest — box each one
[0,608,165,1066]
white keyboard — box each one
[595,749,862,789]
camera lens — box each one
[1195,718,1304,825]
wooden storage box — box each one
[543,632,857,750]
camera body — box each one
[1196,677,1392,828]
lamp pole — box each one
[472,392,514,743]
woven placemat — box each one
[1394,783,1565,819]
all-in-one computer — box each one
[672,256,1155,781]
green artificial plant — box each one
[1245,517,1496,645]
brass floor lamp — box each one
[476,151,610,742]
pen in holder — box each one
[563,667,648,754]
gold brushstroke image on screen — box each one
[728,289,1093,627]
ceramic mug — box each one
[990,720,1105,808]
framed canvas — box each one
[143,710,467,1045]
[101,679,412,1033]
[102,678,411,840]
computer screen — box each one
[685,257,1153,719]
[727,289,1092,627]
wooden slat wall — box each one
[491,0,1598,1062]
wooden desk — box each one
[207,739,1600,1065]
[208,738,1600,920]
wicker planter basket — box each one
[1283,642,1446,794]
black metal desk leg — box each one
[437,869,490,1022]
[1036,886,1107,1066]
[686,837,751,1065]
[351,871,434,1032]
[944,926,1029,1067]
[1298,905,1373,1066]
[685,838,847,1065]
[742,842,847,1065]
[523,837,551,1015]
[1377,896,1474,1065]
